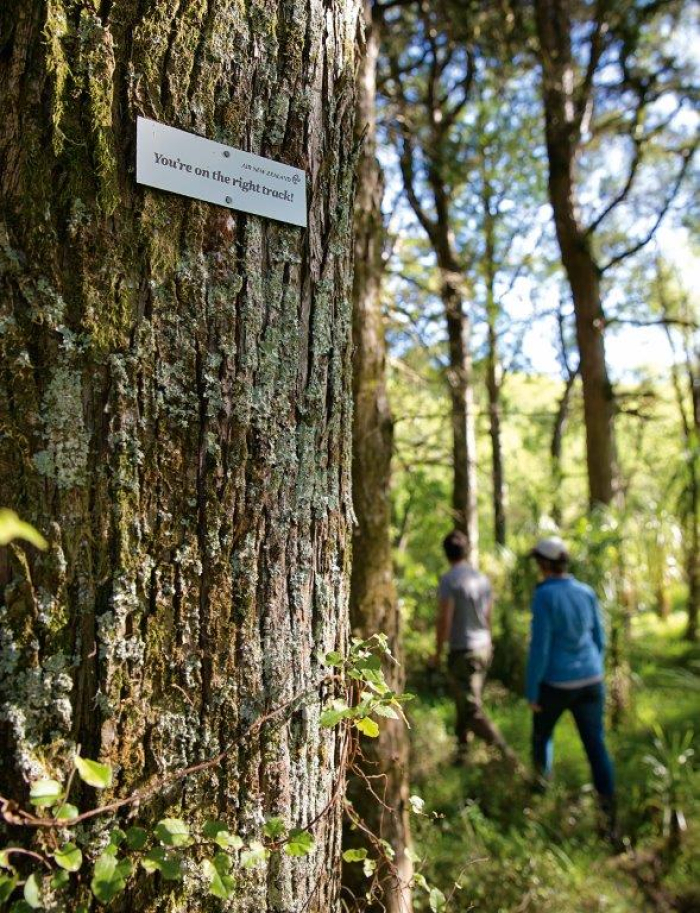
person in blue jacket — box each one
[526,537,616,828]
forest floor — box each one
[406,611,700,913]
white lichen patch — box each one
[32,366,89,489]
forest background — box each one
[0,0,699,912]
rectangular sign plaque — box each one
[136,117,307,228]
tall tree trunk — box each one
[345,4,413,910]
[534,0,616,509]
[444,280,479,563]
[0,1,360,910]
[483,203,506,547]
[550,372,576,527]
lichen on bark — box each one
[0,0,362,910]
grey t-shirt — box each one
[438,563,492,651]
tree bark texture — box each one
[345,4,412,910]
[0,1,360,910]
[534,0,616,509]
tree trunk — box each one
[550,372,576,527]
[534,0,616,509]
[441,268,479,564]
[0,1,360,910]
[484,204,506,547]
[345,4,413,910]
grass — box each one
[405,611,700,912]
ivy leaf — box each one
[342,848,368,863]
[411,872,429,891]
[324,651,343,666]
[372,703,399,720]
[284,829,314,857]
[10,901,34,913]
[240,841,269,869]
[53,842,83,872]
[141,848,182,881]
[74,756,113,790]
[202,820,243,850]
[354,717,380,738]
[362,858,377,878]
[53,804,79,821]
[154,818,191,848]
[90,853,131,903]
[429,887,447,912]
[0,510,48,549]
[125,827,148,851]
[23,873,42,909]
[0,873,18,904]
[203,857,236,900]
[320,699,352,728]
[263,817,287,840]
[51,869,70,891]
[0,852,12,870]
[29,779,63,808]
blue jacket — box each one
[525,576,605,703]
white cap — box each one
[530,536,568,561]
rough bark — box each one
[345,5,412,910]
[534,0,616,509]
[0,0,360,910]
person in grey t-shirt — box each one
[431,530,518,766]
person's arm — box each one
[525,592,552,709]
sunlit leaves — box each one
[53,843,82,872]
[74,757,113,790]
[154,818,191,848]
[284,829,314,857]
[141,848,182,881]
[29,780,63,808]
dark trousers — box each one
[447,647,506,749]
[532,681,615,798]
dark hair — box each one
[443,530,468,562]
[535,555,569,575]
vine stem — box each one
[0,674,341,830]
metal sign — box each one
[136,117,307,228]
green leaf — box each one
[429,886,447,912]
[240,841,269,869]
[202,820,243,850]
[324,651,343,666]
[10,901,33,913]
[53,842,82,873]
[412,872,429,892]
[108,828,126,848]
[29,779,63,808]
[50,870,70,891]
[141,848,182,881]
[342,848,368,863]
[0,510,48,549]
[284,829,314,857]
[91,854,131,903]
[125,827,148,851]
[362,858,377,878]
[154,818,191,848]
[53,804,79,821]
[355,717,380,738]
[0,852,12,870]
[263,817,287,840]
[0,873,18,904]
[203,857,236,900]
[372,703,399,720]
[74,756,113,790]
[23,873,41,909]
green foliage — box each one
[0,510,48,549]
[643,724,696,841]
[74,756,113,790]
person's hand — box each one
[529,702,542,713]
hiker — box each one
[431,530,517,766]
[526,537,616,833]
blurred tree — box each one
[346,3,413,909]
[533,0,697,508]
